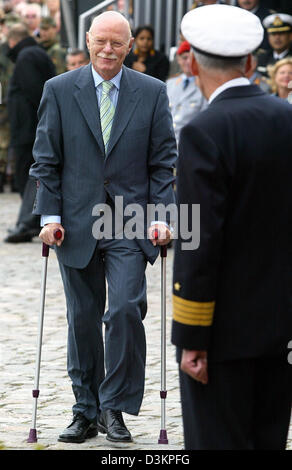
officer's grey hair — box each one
[192,48,248,72]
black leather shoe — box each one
[4,224,33,243]
[7,225,39,237]
[0,173,5,193]
[97,409,132,442]
[58,414,98,443]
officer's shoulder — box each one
[166,74,182,87]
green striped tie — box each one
[100,81,115,152]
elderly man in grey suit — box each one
[30,11,176,444]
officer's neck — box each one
[196,69,244,101]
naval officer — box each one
[172,4,292,450]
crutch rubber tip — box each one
[158,429,168,444]
[27,428,37,443]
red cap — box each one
[177,41,191,55]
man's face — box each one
[66,53,89,71]
[268,32,292,53]
[8,37,17,49]
[177,52,192,76]
[24,8,40,31]
[238,0,259,10]
[86,15,133,80]
[39,26,56,42]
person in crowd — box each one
[257,13,292,77]
[66,48,89,71]
[267,57,292,100]
[246,51,270,92]
[172,4,292,450]
[38,16,66,74]
[124,25,169,82]
[30,11,176,444]
[168,32,186,79]
[237,0,276,50]
[0,10,17,192]
[45,0,60,31]
[45,0,59,18]
[22,2,41,37]
[167,40,207,145]
[4,23,55,242]
[12,1,27,18]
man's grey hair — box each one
[192,48,248,72]
[7,23,30,43]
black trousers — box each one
[179,355,292,450]
[15,177,40,230]
[13,143,34,197]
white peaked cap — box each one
[263,13,292,32]
[181,4,264,58]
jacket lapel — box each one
[105,66,141,160]
[73,64,105,154]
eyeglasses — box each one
[88,33,127,49]
[25,14,37,18]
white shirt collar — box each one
[182,73,195,83]
[273,49,289,60]
[208,77,251,104]
[91,65,123,90]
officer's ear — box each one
[244,54,253,77]
[190,53,199,76]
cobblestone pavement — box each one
[0,192,291,451]
[0,192,183,451]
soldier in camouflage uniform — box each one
[0,12,19,192]
[38,16,67,75]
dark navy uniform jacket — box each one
[172,85,292,362]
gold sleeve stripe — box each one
[173,306,213,321]
[173,295,215,310]
[173,313,212,326]
[172,301,214,314]
[173,295,215,327]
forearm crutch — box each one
[154,230,169,445]
[28,229,62,443]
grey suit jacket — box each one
[30,64,177,268]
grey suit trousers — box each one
[59,237,147,422]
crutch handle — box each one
[153,229,159,240]
[54,228,63,240]
[42,228,63,257]
[153,229,168,258]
